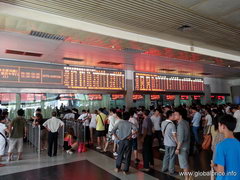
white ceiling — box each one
[1,31,240,78]
[0,0,239,53]
[167,0,240,28]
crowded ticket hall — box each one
[0,1,240,180]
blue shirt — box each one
[191,112,201,127]
[214,138,240,180]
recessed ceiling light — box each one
[199,72,212,75]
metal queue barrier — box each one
[26,122,41,156]
[63,119,84,144]
[27,121,64,156]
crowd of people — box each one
[0,103,240,179]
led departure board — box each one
[88,94,102,100]
[217,96,225,100]
[134,72,204,92]
[111,94,124,100]
[150,95,161,100]
[133,95,144,100]
[64,67,125,90]
[0,93,16,102]
[193,95,201,100]
[180,95,189,100]
[0,60,125,91]
[166,95,176,100]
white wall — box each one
[204,77,230,94]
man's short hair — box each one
[36,108,42,112]
[166,110,174,119]
[219,114,237,132]
[17,109,25,116]
[116,111,122,119]
[143,110,150,116]
[122,112,130,120]
[82,109,86,113]
[110,108,116,114]
[52,111,57,117]
[99,108,103,112]
[174,108,185,118]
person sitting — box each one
[66,136,79,155]
[63,128,75,151]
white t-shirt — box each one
[129,117,139,139]
[205,114,212,126]
[63,113,75,120]
[89,114,97,128]
[108,115,116,133]
[151,115,161,131]
[234,110,240,132]
[78,113,90,126]
[43,117,64,133]
[0,123,7,139]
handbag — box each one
[202,134,212,150]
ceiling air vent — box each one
[6,49,42,57]
[63,57,84,62]
[159,68,176,72]
[177,25,192,32]
[30,30,65,41]
[199,72,212,75]
[98,61,122,66]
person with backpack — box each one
[161,110,178,175]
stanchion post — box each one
[38,125,41,156]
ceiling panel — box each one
[0,0,240,52]
[190,0,240,19]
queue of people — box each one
[0,103,240,180]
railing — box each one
[26,122,41,156]
[27,121,65,155]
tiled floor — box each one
[0,143,212,179]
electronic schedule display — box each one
[135,72,204,92]
[0,60,125,90]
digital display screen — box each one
[111,94,124,100]
[0,93,16,102]
[134,72,204,92]
[193,95,201,100]
[217,96,225,100]
[88,94,102,100]
[150,95,160,100]
[133,94,144,100]
[0,60,125,90]
[166,95,175,100]
[180,95,189,100]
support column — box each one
[125,70,134,110]
[144,94,151,109]
[202,84,211,105]
[174,95,180,107]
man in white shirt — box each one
[78,110,91,144]
[231,106,240,141]
[151,109,162,149]
[43,112,64,157]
